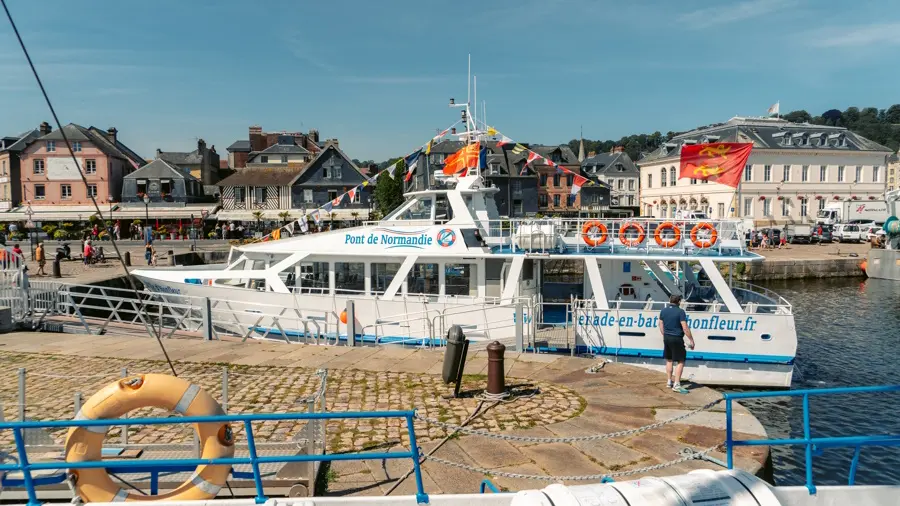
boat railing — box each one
[478,217,749,257]
[432,297,534,347]
[0,410,430,505]
[729,281,792,312]
[724,384,900,495]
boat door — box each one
[499,258,538,300]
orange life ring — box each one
[654,222,682,248]
[690,222,719,248]
[582,221,609,247]
[65,374,235,502]
[618,222,646,247]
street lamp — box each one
[108,198,115,239]
[24,203,34,261]
[143,194,150,244]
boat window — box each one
[297,261,329,294]
[407,263,439,296]
[335,262,365,295]
[397,197,433,221]
[371,263,401,295]
[619,284,636,299]
[445,263,476,297]
[435,194,452,222]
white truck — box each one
[816,200,888,225]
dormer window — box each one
[489,163,500,175]
[616,163,625,172]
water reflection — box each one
[743,278,900,486]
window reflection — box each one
[335,262,364,295]
[371,263,401,295]
[408,263,439,296]
[445,263,476,297]
[297,261,329,294]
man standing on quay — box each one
[658,294,695,394]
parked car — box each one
[784,224,813,244]
[760,228,782,245]
[811,223,834,243]
[834,223,863,243]
[864,225,885,242]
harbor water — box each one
[743,277,900,486]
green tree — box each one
[374,159,405,216]
[782,110,811,123]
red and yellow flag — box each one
[679,142,752,188]
[443,141,481,176]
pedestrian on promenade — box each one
[658,294,695,394]
[12,243,22,259]
[779,235,787,249]
[113,221,120,240]
[145,243,154,266]
[35,242,46,276]
[83,239,92,266]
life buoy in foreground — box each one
[65,374,234,502]
[690,222,719,248]
[618,222,646,247]
[654,222,682,248]
[582,221,609,247]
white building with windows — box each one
[638,116,892,225]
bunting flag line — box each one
[311,210,321,225]
[272,228,281,241]
[331,193,343,207]
[299,219,309,233]
[285,222,294,235]
[424,139,433,155]
[348,186,357,202]
[510,143,527,155]
[571,174,588,195]
[496,135,513,147]
[323,202,334,213]
[385,161,399,178]
[486,126,498,136]
[404,150,421,182]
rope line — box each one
[415,398,723,443]
[423,444,723,481]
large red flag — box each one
[443,142,480,175]
[679,143,752,188]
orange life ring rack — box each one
[690,222,719,248]
[581,221,609,247]
[618,222,646,247]
[654,222,682,248]
[65,374,235,502]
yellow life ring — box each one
[65,374,235,502]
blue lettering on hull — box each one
[578,314,758,332]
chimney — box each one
[324,138,339,149]
[39,121,51,136]
[106,127,118,144]
[156,148,162,159]
[249,125,263,136]
[451,128,457,135]
[198,138,212,185]
[308,129,319,143]
[198,138,207,152]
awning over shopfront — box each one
[109,204,220,220]
[0,204,220,222]
[216,208,370,222]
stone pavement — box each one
[0,332,769,496]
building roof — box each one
[124,159,198,181]
[296,143,366,180]
[34,123,145,167]
[581,151,640,179]
[639,116,893,164]
[217,167,305,187]
[2,128,41,152]
[226,140,251,152]
[38,124,91,142]
[159,149,203,166]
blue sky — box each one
[0,0,898,161]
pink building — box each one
[18,123,145,206]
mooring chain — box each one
[414,398,723,443]
[423,444,722,482]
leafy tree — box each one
[782,110,811,123]
[885,105,900,124]
[374,160,405,216]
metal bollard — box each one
[74,392,83,416]
[486,341,506,395]
[167,250,175,266]
[123,251,131,266]
[52,259,61,278]
[17,368,25,421]
[121,368,129,445]
[345,300,356,347]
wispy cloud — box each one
[805,22,900,48]
[677,0,799,30]
[336,75,451,85]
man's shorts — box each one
[663,337,687,362]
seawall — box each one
[733,256,866,281]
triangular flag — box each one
[323,201,334,212]
[272,228,281,241]
[486,126,498,136]
[311,210,321,225]
[348,187,357,202]
[571,174,588,195]
[497,135,513,147]
[300,218,309,233]
[511,143,527,155]
[285,222,295,235]
[519,163,530,176]
[331,193,343,207]
[424,139,433,155]
[385,161,399,178]
[404,150,421,182]
[434,127,450,140]
[526,151,540,164]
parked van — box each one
[784,224,813,244]
[834,223,863,243]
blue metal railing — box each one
[0,410,429,506]
[479,479,499,494]
[724,384,900,495]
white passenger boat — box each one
[132,164,796,387]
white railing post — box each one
[17,367,25,421]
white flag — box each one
[767,102,780,116]
[299,217,309,233]
[285,222,294,236]
[385,161,399,178]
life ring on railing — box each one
[654,222,682,248]
[65,374,234,502]
[618,222,646,247]
[581,221,609,247]
[690,222,719,249]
